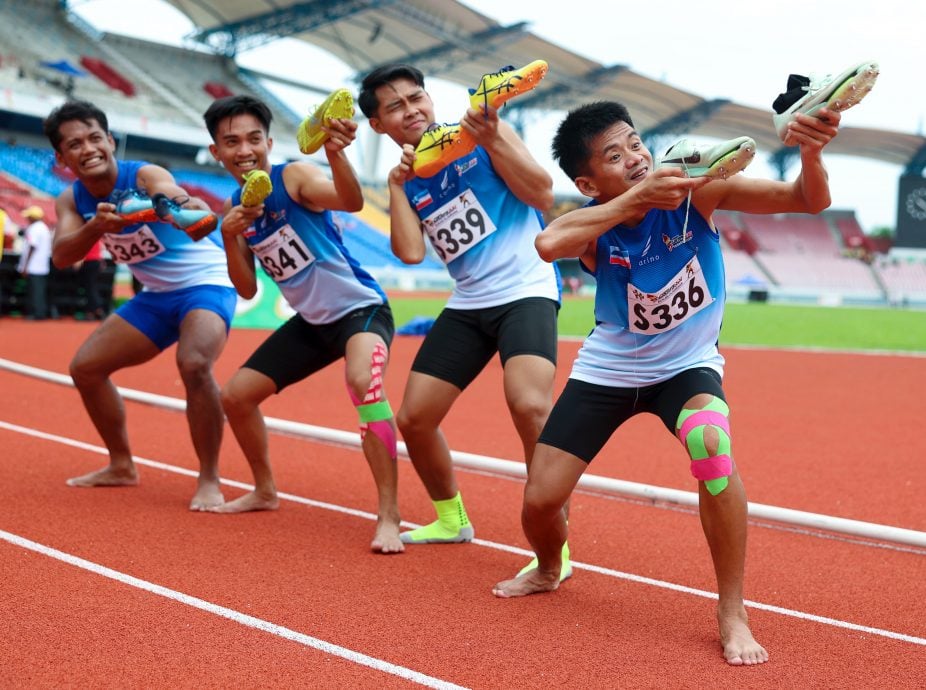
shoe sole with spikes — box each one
[296,88,355,155]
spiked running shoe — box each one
[468,59,548,112]
[111,188,158,224]
[412,123,477,178]
[772,60,879,142]
[657,136,756,180]
[152,193,218,241]
[240,170,272,207]
[296,87,355,155]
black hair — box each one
[552,101,635,180]
[202,95,273,141]
[357,64,425,118]
[43,100,109,152]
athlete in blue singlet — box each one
[44,100,236,511]
[359,65,563,566]
[202,95,403,554]
[492,101,845,666]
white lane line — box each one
[2,419,925,648]
[0,529,468,690]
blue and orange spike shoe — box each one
[240,170,272,207]
[296,87,355,154]
[111,189,158,224]
[772,60,879,143]
[412,123,477,178]
[152,193,218,241]
[468,59,548,112]
[657,136,756,180]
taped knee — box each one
[347,341,397,457]
[676,397,732,496]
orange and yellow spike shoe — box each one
[240,170,272,207]
[412,123,477,178]
[296,87,355,154]
[468,59,548,111]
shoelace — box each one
[677,158,694,237]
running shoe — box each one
[240,169,272,207]
[152,193,218,241]
[412,123,477,178]
[111,189,158,224]
[296,87,355,154]
[772,60,879,142]
[657,136,756,180]
[468,59,548,111]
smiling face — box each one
[53,118,118,183]
[208,113,273,184]
[576,121,653,202]
[367,77,436,147]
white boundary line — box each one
[2,357,924,549]
[0,528,468,690]
[1,419,924,648]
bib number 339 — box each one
[251,224,315,282]
[422,189,497,263]
[628,256,713,334]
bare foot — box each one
[190,480,225,511]
[371,516,404,554]
[205,490,279,513]
[719,605,769,665]
[66,465,138,488]
[492,567,560,598]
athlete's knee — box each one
[522,480,564,520]
[676,395,733,496]
[507,390,552,428]
[176,352,213,388]
[348,341,396,457]
[220,376,257,418]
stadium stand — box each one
[1,0,922,306]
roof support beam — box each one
[192,0,393,56]
[507,64,628,112]
[365,22,529,79]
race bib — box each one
[251,224,315,282]
[102,226,165,265]
[421,189,497,263]
[628,255,714,335]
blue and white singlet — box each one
[404,146,560,309]
[571,201,726,387]
[232,163,386,325]
[72,160,232,292]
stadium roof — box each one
[161,0,926,175]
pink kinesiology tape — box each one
[347,342,397,457]
[677,409,731,443]
[690,454,733,481]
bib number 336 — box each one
[628,256,713,334]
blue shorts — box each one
[116,284,238,351]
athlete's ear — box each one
[208,144,219,161]
[575,176,600,199]
[368,117,385,135]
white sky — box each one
[71,0,925,233]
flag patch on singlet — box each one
[609,246,630,268]
[413,190,433,211]
[243,226,256,238]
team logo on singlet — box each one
[454,158,477,175]
[662,229,693,252]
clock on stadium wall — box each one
[906,187,926,221]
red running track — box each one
[1,318,924,687]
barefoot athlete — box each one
[203,94,403,554]
[358,62,572,576]
[45,100,234,510]
[492,77,859,664]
